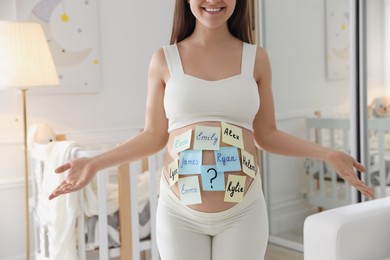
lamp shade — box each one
[0,21,59,89]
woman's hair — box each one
[170,0,253,44]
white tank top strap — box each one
[241,43,257,77]
[163,44,184,77]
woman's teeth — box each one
[205,8,222,12]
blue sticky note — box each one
[201,165,225,191]
[178,150,202,174]
[214,147,241,172]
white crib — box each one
[305,114,390,210]
[29,141,164,260]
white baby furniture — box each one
[304,196,390,260]
[29,140,164,260]
[305,112,390,210]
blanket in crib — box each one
[33,141,162,256]
[36,141,84,260]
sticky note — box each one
[214,146,241,172]
[221,122,244,149]
[178,176,202,205]
[193,126,221,150]
[241,150,256,178]
[178,150,202,174]
[224,175,246,203]
[201,165,225,191]
[172,129,192,154]
[168,159,179,186]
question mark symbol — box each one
[207,168,218,189]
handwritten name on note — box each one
[193,126,221,150]
[221,122,244,149]
[168,159,179,186]
[178,176,202,205]
[214,146,241,172]
[224,175,246,203]
[241,150,256,178]
[172,129,192,154]
[179,149,202,174]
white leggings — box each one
[156,173,269,260]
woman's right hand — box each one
[48,157,97,200]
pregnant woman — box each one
[49,0,373,259]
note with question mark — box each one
[201,165,225,191]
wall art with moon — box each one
[325,0,350,81]
[16,0,101,94]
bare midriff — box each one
[163,121,259,213]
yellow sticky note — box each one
[224,175,246,203]
[172,129,192,154]
[178,176,202,205]
[168,159,179,186]
[221,122,244,149]
[241,150,256,178]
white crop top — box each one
[163,42,260,132]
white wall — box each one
[263,0,349,216]
[0,1,174,259]
[262,0,386,236]
[384,0,390,93]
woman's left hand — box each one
[325,150,374,199]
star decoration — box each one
[61,13,70,22]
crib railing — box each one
[77,149,164,260]
[306,117,351,210]
[306,116,390,210]
[30,142,164,260]
[366,118,390,198]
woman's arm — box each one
[49,48,169,199]
[252,47,374,199]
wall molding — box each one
[0,126,143,146]
[0,178,24,190]
[0,135,21,145]
[270,194,306,212]
[275,105,349,121]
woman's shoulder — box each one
[254,45,269,60]
[148,47,170,84]
[253,45,271,82]
[150,46,167,64]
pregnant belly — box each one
[163,121,259,213]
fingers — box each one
[353,161,367,173]
[48,180,81,200]
[339,157,372,198]
[355,182,374,199]
[55,162,72,173]
[343,170,374,199]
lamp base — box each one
[22,88,30,260]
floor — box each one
[265,244,304,260]
[86,243,304,260]
[274,226,304,244]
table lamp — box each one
[0,21,59,259]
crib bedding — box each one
[32,141,83,260]
[84,201,151,250]
[31,141,162,259]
